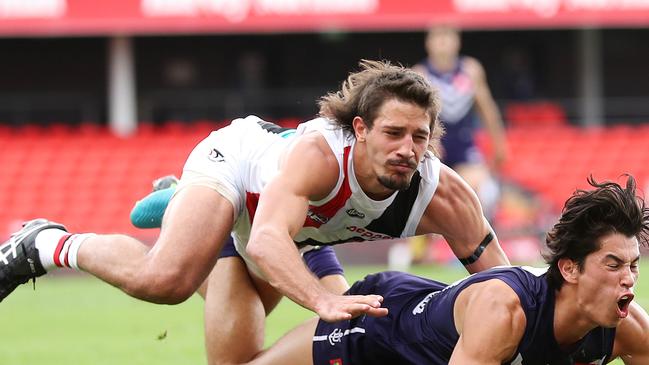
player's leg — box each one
[202,244,349,364]
[79,185,235,303]
[203,256,272,365]
[247,318,318,365]
[0,185,233,303]
[454,162,500,219]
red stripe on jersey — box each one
[304,146,353,228]
[53,234,71,268]
[246,191,260,224]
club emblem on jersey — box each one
[307,210,329,224]
[208,148,225,162]
[329,359,343,365]
[345,208,365,219]
[328,328,343,346]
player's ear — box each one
[558,258,579,284]
[353,116,368,142]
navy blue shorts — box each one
[219,237,344,279]
[312,272,449,365]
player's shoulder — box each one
[460,56,486,78]
[278,130,341,199]
[473,278,523,309]
[434,164,480,204]
[613,301,649,360]
[289,131,338,165]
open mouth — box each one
[617,293,634,317]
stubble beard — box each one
[378,174,411,191]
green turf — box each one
[3,263,646,364]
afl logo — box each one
[346,208,365,219]
[208,148,225,162]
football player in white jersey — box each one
[0,60,509,364]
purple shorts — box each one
[219,237,344,279]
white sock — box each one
[35,229,94,271]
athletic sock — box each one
[35,229,95,271]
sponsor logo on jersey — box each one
[208,148,225,162]
[346,226,392,240]
[412,291,436,315]
[345,208,365,219]
[307,210,329,224]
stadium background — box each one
[1,1,648,363]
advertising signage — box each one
[0,0,648,36]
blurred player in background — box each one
[413,25,507,219]
[0,60,509,364]
[395,25,509,268]
[235,176,649,365]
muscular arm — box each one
[450,280,526,364]
[465,57,508,168]
[611,302,649,364]
[246,133,387,322]
[417,165,510,273]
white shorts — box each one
[172,115,292,278]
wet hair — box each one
[543,175,649,288]
[318,59,444,156]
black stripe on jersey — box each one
[295,236,365,248]
[256,120,293,134]
[365,171,422,237]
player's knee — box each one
[125,267,195,304]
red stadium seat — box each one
[505,101,567,127]
[2,120,649,238]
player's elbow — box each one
[246,227,277,260]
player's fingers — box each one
[346,294,384,308]
[364,306,389,317]
[341,302,388,318]
[320,311,353,323]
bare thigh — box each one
[203,257,274,365]
[201,255,348,364]
[248,317,318,365]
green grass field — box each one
[3,263,647,364]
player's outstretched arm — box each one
[450,280,525,364]
[611,301,649,364]
[417,164,510,273]
[246,133,387,322]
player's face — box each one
[575,232,640,328]
[427,27,461,59]
[362,99,430,193]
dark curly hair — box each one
[543,175,649,288]
[318,59,444,156]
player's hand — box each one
[314,293,389,323]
